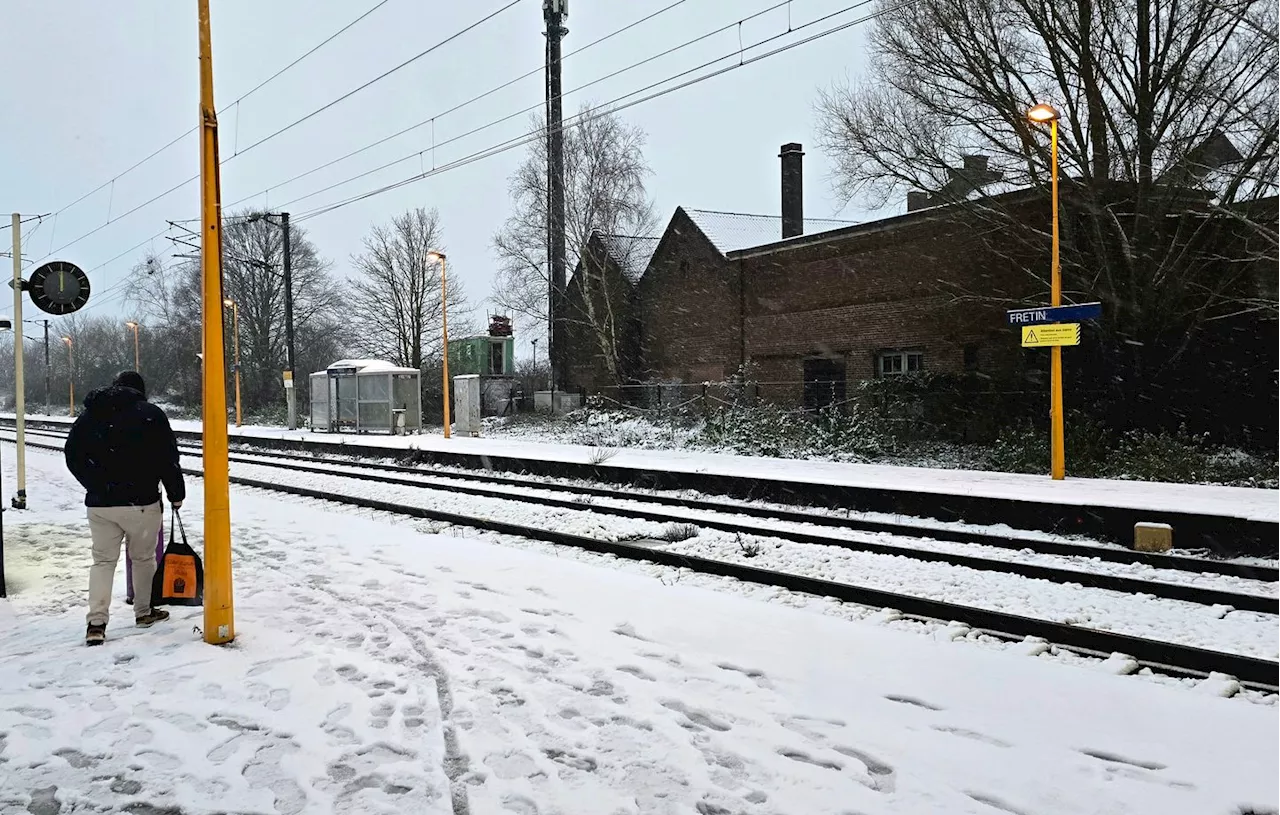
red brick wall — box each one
[626,205,1046,400]
[740,215,1039,385]
[637,208,743,383]
[563,236,641,391]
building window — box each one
[963,344,979,371]
[803,357,846,412]
[488,340,506,375]
[877,350,924,377]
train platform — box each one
[1,446,1276,814]
[7,413,1278,553]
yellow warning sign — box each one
[1021,323,1081,347]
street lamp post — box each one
[224,299,241,427]
[1028,102,1064,480]
[125,321,141,372]
[61,336,73,417]
[428,251,451,439]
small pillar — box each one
[1134,522,1173,553]
[453,375,481,437]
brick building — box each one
[561,231,659,388]
[562,143,1276,436]
[565,143,1046,405]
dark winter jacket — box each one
[64,386,186,508]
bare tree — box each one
[815,0,1276,336]
[349,207,469,371]
[124,211,347,416]
[492,102,659,383]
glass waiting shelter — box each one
[309,359,421,434]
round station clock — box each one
[28,261,91,315]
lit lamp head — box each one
[223,298,235,308]
[61,336,72,347]
[1027,103,1060,124]
[427,251,446,263]
[125,320,139,329]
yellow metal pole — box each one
[198,0,235,645]
[440,254,452,439]
[1049,118,1065,481]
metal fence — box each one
[574,379,1103,445]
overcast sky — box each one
[1,0,877,348]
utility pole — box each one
[281,211,296,430]
[241,211,296,429]
[10,214,26,510]
[544,0,568,393]
[198,0,235,645]
[42,320,49,410]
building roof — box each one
[600,233,661,281]
[684,208,859,255]
[324,359,420,375]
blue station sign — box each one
[1006,301,1102,326]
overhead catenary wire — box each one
[219,0,693,213]
[37,0,396,225]
[57,0,889,306]
[230,0,523,161]
[270,0,863,218]
[291,0,893,223]
[37,0,520,264]
[0,214,48,231]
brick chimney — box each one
[779,143,804,239]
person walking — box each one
[65,371,186,646]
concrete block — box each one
[533,390,582,415]
[1134,522,1173,553]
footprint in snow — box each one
[931,725,1011,748]
[660,700,731,732]
[1077,748,1166,771]
[616,665,656,681]
[612,622,650,642]
[833,746,896,793]
[884,694,944,711]
[966,791,1030,815]
[715,662,772,688]
[778,748,843,771]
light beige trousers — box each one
[87,502,163,626]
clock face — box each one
[29,261,91,315]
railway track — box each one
[5,424,1277,689]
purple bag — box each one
[125,516,165,604]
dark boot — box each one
[86,623,106,646]
[135,609,170,628]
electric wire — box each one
[291,0,889,222]
[53,0,892,310]
[217,0,692,213]
[39,0,396,224]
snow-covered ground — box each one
[240,425,1280,523]
[216,447,1279,595]
[222,455,1280,660]
[7,413,1278,523]
[1,444,1278,814]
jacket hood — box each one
[84,385,146,416]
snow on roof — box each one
[684,208,859,255]
[325,359,419,374]
[600,233,661,281]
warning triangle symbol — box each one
[1025,329,1039,343]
